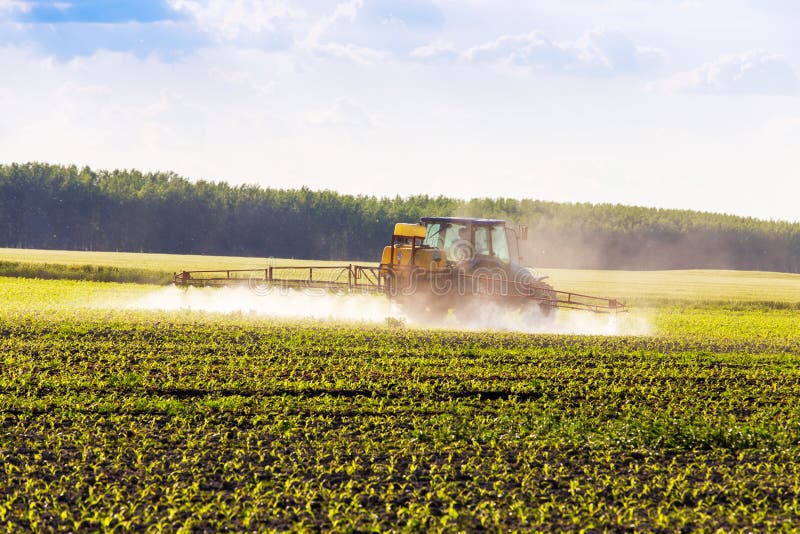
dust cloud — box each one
[123,285,651,336]
[437,302,651,336]
[125,285,397,323]
[517,221,747,271]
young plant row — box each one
[2,313,800,530]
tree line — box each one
[1,163,799,272]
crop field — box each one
[1,250,800,530]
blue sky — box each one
[1,0,799,221]
[17,1,182,24]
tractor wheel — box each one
[531,282,557,318]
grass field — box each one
[0,247,351,272]
[0,247,349,285]
[3,246,800,306]
[1,249,800,530]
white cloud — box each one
[653,49,798,95]
[208,67,277,95]
[168,0,303,40]
[465,28,662,75]
[303,0,363,47]
[410,41,458,62]
[305,97,373,128]
[466,31,567,67]
[380,16,406,28]
[55,80,111,103]
[314,42,385,64]
[0,0,29,13]
[573,28,663,74]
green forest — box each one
[2,162,799,272]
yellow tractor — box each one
[377,217,621,318]
[174,217,624,317]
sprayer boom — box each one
[172,264,625,315]
[173,265,383,294]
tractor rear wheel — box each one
[531,281,557,317]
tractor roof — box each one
[420,217,506,226]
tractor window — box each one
[423,223,444,249]
[474,226,490,256]
[443,223,470,261]
[443,224,468,249]
[491,225,510,263]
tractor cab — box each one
[419,217,522,266]
[379,216,528,279]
